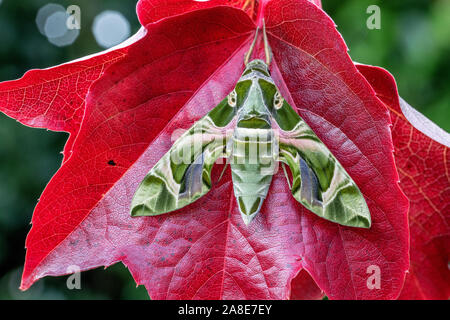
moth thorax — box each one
[231,127,277,171]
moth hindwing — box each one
[273,96,371,229]
[131,59,371,229]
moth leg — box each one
[281,162,292,190]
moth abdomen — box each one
[230,127,277,224]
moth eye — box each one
[274,92,283,110]
[228,90,237,107]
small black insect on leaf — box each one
[108,160,116,166]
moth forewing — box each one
[130,96,236,217]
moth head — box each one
[242,59,270,77]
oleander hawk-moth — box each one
[131,27,371,228]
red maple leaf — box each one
[0,47,128,162]
[356,64,450,300]
[0,0,413,299]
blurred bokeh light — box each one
[93,10,130,48]
[36,3,79,47]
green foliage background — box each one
[0,0,448,299]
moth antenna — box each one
[263,19,272,66]
[218,162,229,183]
[244,27,259,66]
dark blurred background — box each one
[0,0,448,299]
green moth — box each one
[131,27,371,228]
